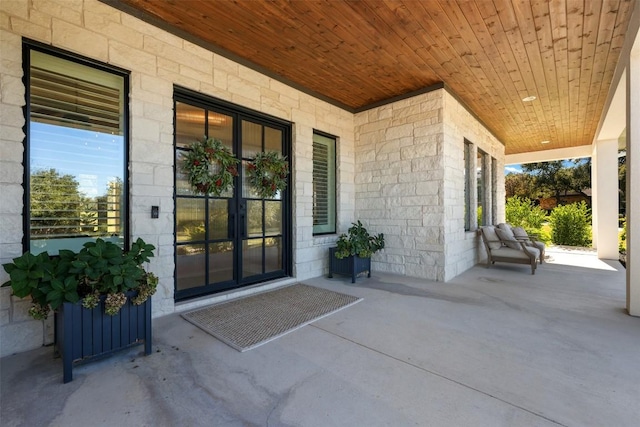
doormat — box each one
[181,284,362,352]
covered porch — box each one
[2,248,637,426]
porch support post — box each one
[627,37,640,316]
[591,138,619,259]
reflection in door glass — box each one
[264,201,282,236]
[208,242,234,283]
[265,237,282,273]
[264,127,282,153]
[208,199,229,240]
[176,198,205,242]
[176,244,206,290]
[176,103,205,148]
[175,151,193,196]
[242,120,262,158]
[208,111,233,150]
[242,160,260,199]
[243,238,263,278]
[247,200,263,238]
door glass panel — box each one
[176,103,205,148]
[209,242,233,283]
[242,160,260,199]
[176,198,205,242]
[243,238,263,278]
[208,111,233,150]
[176,244,206,290]
[264,127,282,152]
[242,120,262,158]
[176,150,193,196]
[208,199,229,240]
[264,201,282,236]
[247,200,263,238]
[265,237,282,273]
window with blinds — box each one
[27,48,127,255]
[312,132,336,235]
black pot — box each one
[328,247,372,283]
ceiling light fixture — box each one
[522,95,537,102]
[541,140,550,144]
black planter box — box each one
[55,291,152,383]
[328,247,372,283]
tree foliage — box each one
[30,169,83,236]
[520,159,591,205]
[505,172,538,200]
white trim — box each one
[505,146,592,165]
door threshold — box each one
[174,277,298,313]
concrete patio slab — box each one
[2,249,638,426]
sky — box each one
[504,159,588,175]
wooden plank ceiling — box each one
[111,0,635,155]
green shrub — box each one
[505,196,547,230]
[531,224,552,245]
[619,218,627,252]
[549,202,592,246]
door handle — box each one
[229,213,235,239]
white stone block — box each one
[85,13,143,49]
[0,184,23,213]
[52,19,108,61]
[0,319,43,357]
[109,41,156,74]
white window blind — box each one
[313,133,336,235]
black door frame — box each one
[173,87,292,301]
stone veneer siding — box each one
[0,0,355,357]
[354,90,505,282]
[0,0,505,357]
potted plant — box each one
[2,238,158,383]
[329,221,385,283]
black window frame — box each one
[22,39,131,254]
[312,130,337,236]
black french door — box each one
[174,91,291,300]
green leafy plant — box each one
[334,221,385,259]
[505,196,547,230]
[549,201,592,246]
[2,238,157,319]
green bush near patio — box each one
[549,201,592,246]
[619,218,626,252]
[505,196,547,235]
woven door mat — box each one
[181,284,362,352]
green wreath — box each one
[182,137,239,196]
[247,151,289,198]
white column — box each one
[627,38,640,316]
[592,139,619,259]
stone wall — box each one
[354,89,505,282]
[0,0,354,357]
[442,91,505,280]
[0,0,506,357]
[354,91,446,280]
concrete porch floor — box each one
[2,248,639,427]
